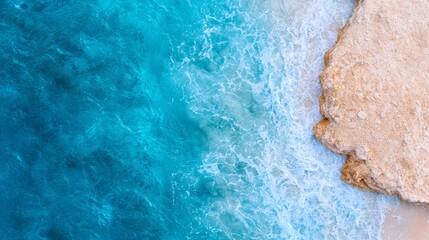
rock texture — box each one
[315,0,429,205]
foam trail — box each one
[173,0,399,239]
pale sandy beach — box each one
[382,204,429,240]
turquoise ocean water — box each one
[0,0,397,239]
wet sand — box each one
[382,204,429,239]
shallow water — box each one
[0,0,397,239]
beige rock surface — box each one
[315,0,429,205]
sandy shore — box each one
[382,204,429,240]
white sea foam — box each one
[173,0,398,239]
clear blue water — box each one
[0,0,396,239]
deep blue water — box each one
[0,0,395,239]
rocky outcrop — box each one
[315,0,429,205]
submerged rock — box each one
[315,0,429,205]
